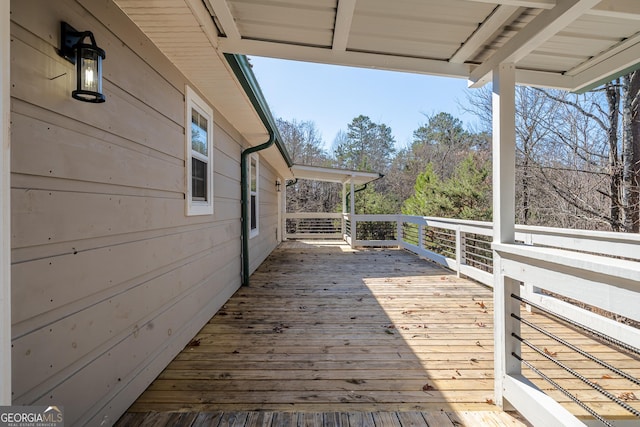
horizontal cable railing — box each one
[285,212,343,239]
[511,294,640,427]
[337,212,640,426]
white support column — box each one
[492,63,519,409]
[349,178,355,248]
[0,0,11,405]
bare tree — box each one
[276,118,342,214]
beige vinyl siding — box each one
[248,158,280,273]
[9,0,280,424]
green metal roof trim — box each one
[224,53,293,167]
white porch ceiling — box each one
[211,0,640,92]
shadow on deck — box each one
[117,240,639,426]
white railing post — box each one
[494,272,522,409]
[397,217,404,247]
[351,218,357,247]
[418,223,423,250]
[455,227,465,278]
[349,178,356,248]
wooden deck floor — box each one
[119,240,640,426]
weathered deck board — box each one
[118,241,640,425]
[116,410,530,426]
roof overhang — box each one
[290,165,382,186]
[111,0,293,178]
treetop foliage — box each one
[333,115,396,172]
[277,70,640,232]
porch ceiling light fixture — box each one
[58,22,106,103]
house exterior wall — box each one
[9,0,281,424]
[250,159,281,273]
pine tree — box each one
[402,154,491,220]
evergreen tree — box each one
[402,163,451,217]
[334,115,395,172]
[402,154,491,220]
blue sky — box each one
[249,56,480,151]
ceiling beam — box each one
[450,5,521,63]
[571,41,640,92]
[515,69,574,89]
[332,0,356,51]
[567,32,640,76]
[206,0,241,40]
[469,0,640,20]
[465,0,555,8]
[588,0,640,20]
[219,38,471,79]
[468,0,601,87]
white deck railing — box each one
[338,213,640,426]
[284,212,344,240]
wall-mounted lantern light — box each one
[275,180,281,192]
[58,22,106,103]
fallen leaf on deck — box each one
[544,348,558,357]
[476,301,487,309]
[384,329,394,335]
[402,310,414,315]
[459,305,467,308]
[470,358,479,363]
[618,392,638,401]
[346,379,366,385]
[602,374,613,379]
[187,339,201,347]
[455,369,461,376]
[476,341,483,347]
[486,398,495,405]
[476,322,486,327]
[451,376,457,379]
[422,383,435,391]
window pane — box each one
[250,194,257,230]
[250,158,257,192]
[192,157,207,200]
[191,109,208,156]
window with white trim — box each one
[186,86,214,216]
[249,154,259,237]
